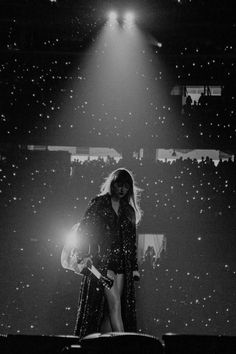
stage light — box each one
[124,11,135,25]
[108,11,118,22]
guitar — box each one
[82,258,114,290]
[76,248,114,290]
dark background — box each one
[0,0,235,339]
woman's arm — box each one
[132,226,139,272]
[132,230,140,280]
[130,208,139,270]
[77,196,102,256]
[130,211,140,280]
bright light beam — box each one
[123,11,136,26]
[108,11,118,23]
[59,6,174,148]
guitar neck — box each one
[86,262,114,289]
[87,264,101,279]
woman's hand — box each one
[107,269,115,281]
[74,257,92,275]
[133,270,140,281]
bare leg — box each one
[100,314,112,333]
[116,273,124,297]
[104,274,124,332]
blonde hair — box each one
[99,168,143,224]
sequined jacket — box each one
[74,193,139,338]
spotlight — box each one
[124,11,135,24]
[108,11,118,22]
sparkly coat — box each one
[74,193,139,338]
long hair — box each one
[99,168,143,225]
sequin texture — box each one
[74,193,138,338]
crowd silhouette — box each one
[0,151,235,337]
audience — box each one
[0,0,235,339]
[0,151,235,337]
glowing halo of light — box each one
[123,11,135,25]
[107,10,118,23]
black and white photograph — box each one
[0,1,235,353]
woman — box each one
[61,168,142,338]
